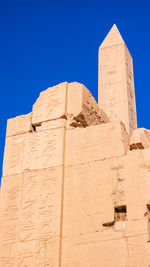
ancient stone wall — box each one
[0,82,108,266]
[0,25,150,267]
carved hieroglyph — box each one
[1,26,150,267]
[0,82,109,267]
[98,24,137,134]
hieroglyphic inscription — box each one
[0,174,23,266]
[99,45,125,121]
[3,135,26,176]
[20,173,37,242]
[18,255,33,266]
[25,128,64,171]
[41,131,57,166]
[99,27,137,133]
[19,167,63,266]
[125,47,137,132]
[32,82,67,125]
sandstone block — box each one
[0,174,23,265]
[32,81,108,129]
[32,82,68,125]
[62,159,117,267]
[3,125,65,176]
[3,134,27,176]
[65,120,129,166]
[130,128,150,150]
[0,167,63,267]
[63,160,115,235]
[19,167,63,266]
[25,127,65,171]
[6,112,32,137]
[116,150,150,221]
[36,118,66,132]
[62,228,127,267]
[67,82,108,127]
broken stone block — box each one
[32,82,68,125]
[130,128,150,150]
[35,118,66,132]
[67,82,109,128]
[32,82,108,128]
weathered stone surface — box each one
[32,81,108,129]
[61,148,150,267]
[6,112,32,137]
[98,24,137,134]
[123,150,150,221]
[24,127,65,171]
[63,159,115,233]
[3,133,27,176]
[36,118,66,131]
[3,126,65,176]
[1,24,150,267]
[0,173,23,266]
[19,167,63,266]
[65,120,129,166]
[0,166,63,267]
[130,128,150,150]
[32,82,68,125]
[67,82,109,127]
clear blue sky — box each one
[0,0,150,181]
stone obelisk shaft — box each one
[98,24,137,134]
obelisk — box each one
[98,24,137,134]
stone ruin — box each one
[0,24,150,266]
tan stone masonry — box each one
[1,25,150,267]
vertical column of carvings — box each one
[0,120,28,267]
[19,128,67,263]
[0,174,24,266]
[18,83,68,267]
[125,46,137,133]
[19,167,65,266]
[0,83,69,266]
